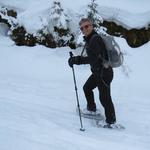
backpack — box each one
[99,33,124,68]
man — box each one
[68,18,116,126]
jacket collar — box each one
[83,30,98,43]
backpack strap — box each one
[80,43,87,56]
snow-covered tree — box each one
[48,0,76,48]
[49,0,69,32]
[86,0,103,30]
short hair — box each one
[79,18,92,26]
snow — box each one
[0,0,150,150]
[0,33,150,150]
[0,23,9,36]
[1,0,150,33]
[97,6,150,29]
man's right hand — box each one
[68,56,82,68]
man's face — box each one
[80,21,93,37]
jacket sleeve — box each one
[80,56,89,64]
[73,56,89,65]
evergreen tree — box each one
[86,0,103,30]
[48,0,75,48]
[49,0,69,32]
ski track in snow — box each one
[0,75,149,150]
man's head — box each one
[79,18,93,37]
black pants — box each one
[83,67,116,124]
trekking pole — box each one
[69,52,85,131]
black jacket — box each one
[80,30,108,73]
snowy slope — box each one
[0,34,150,150]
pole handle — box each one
[69,51,73,58]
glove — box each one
[68,56,82,67]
